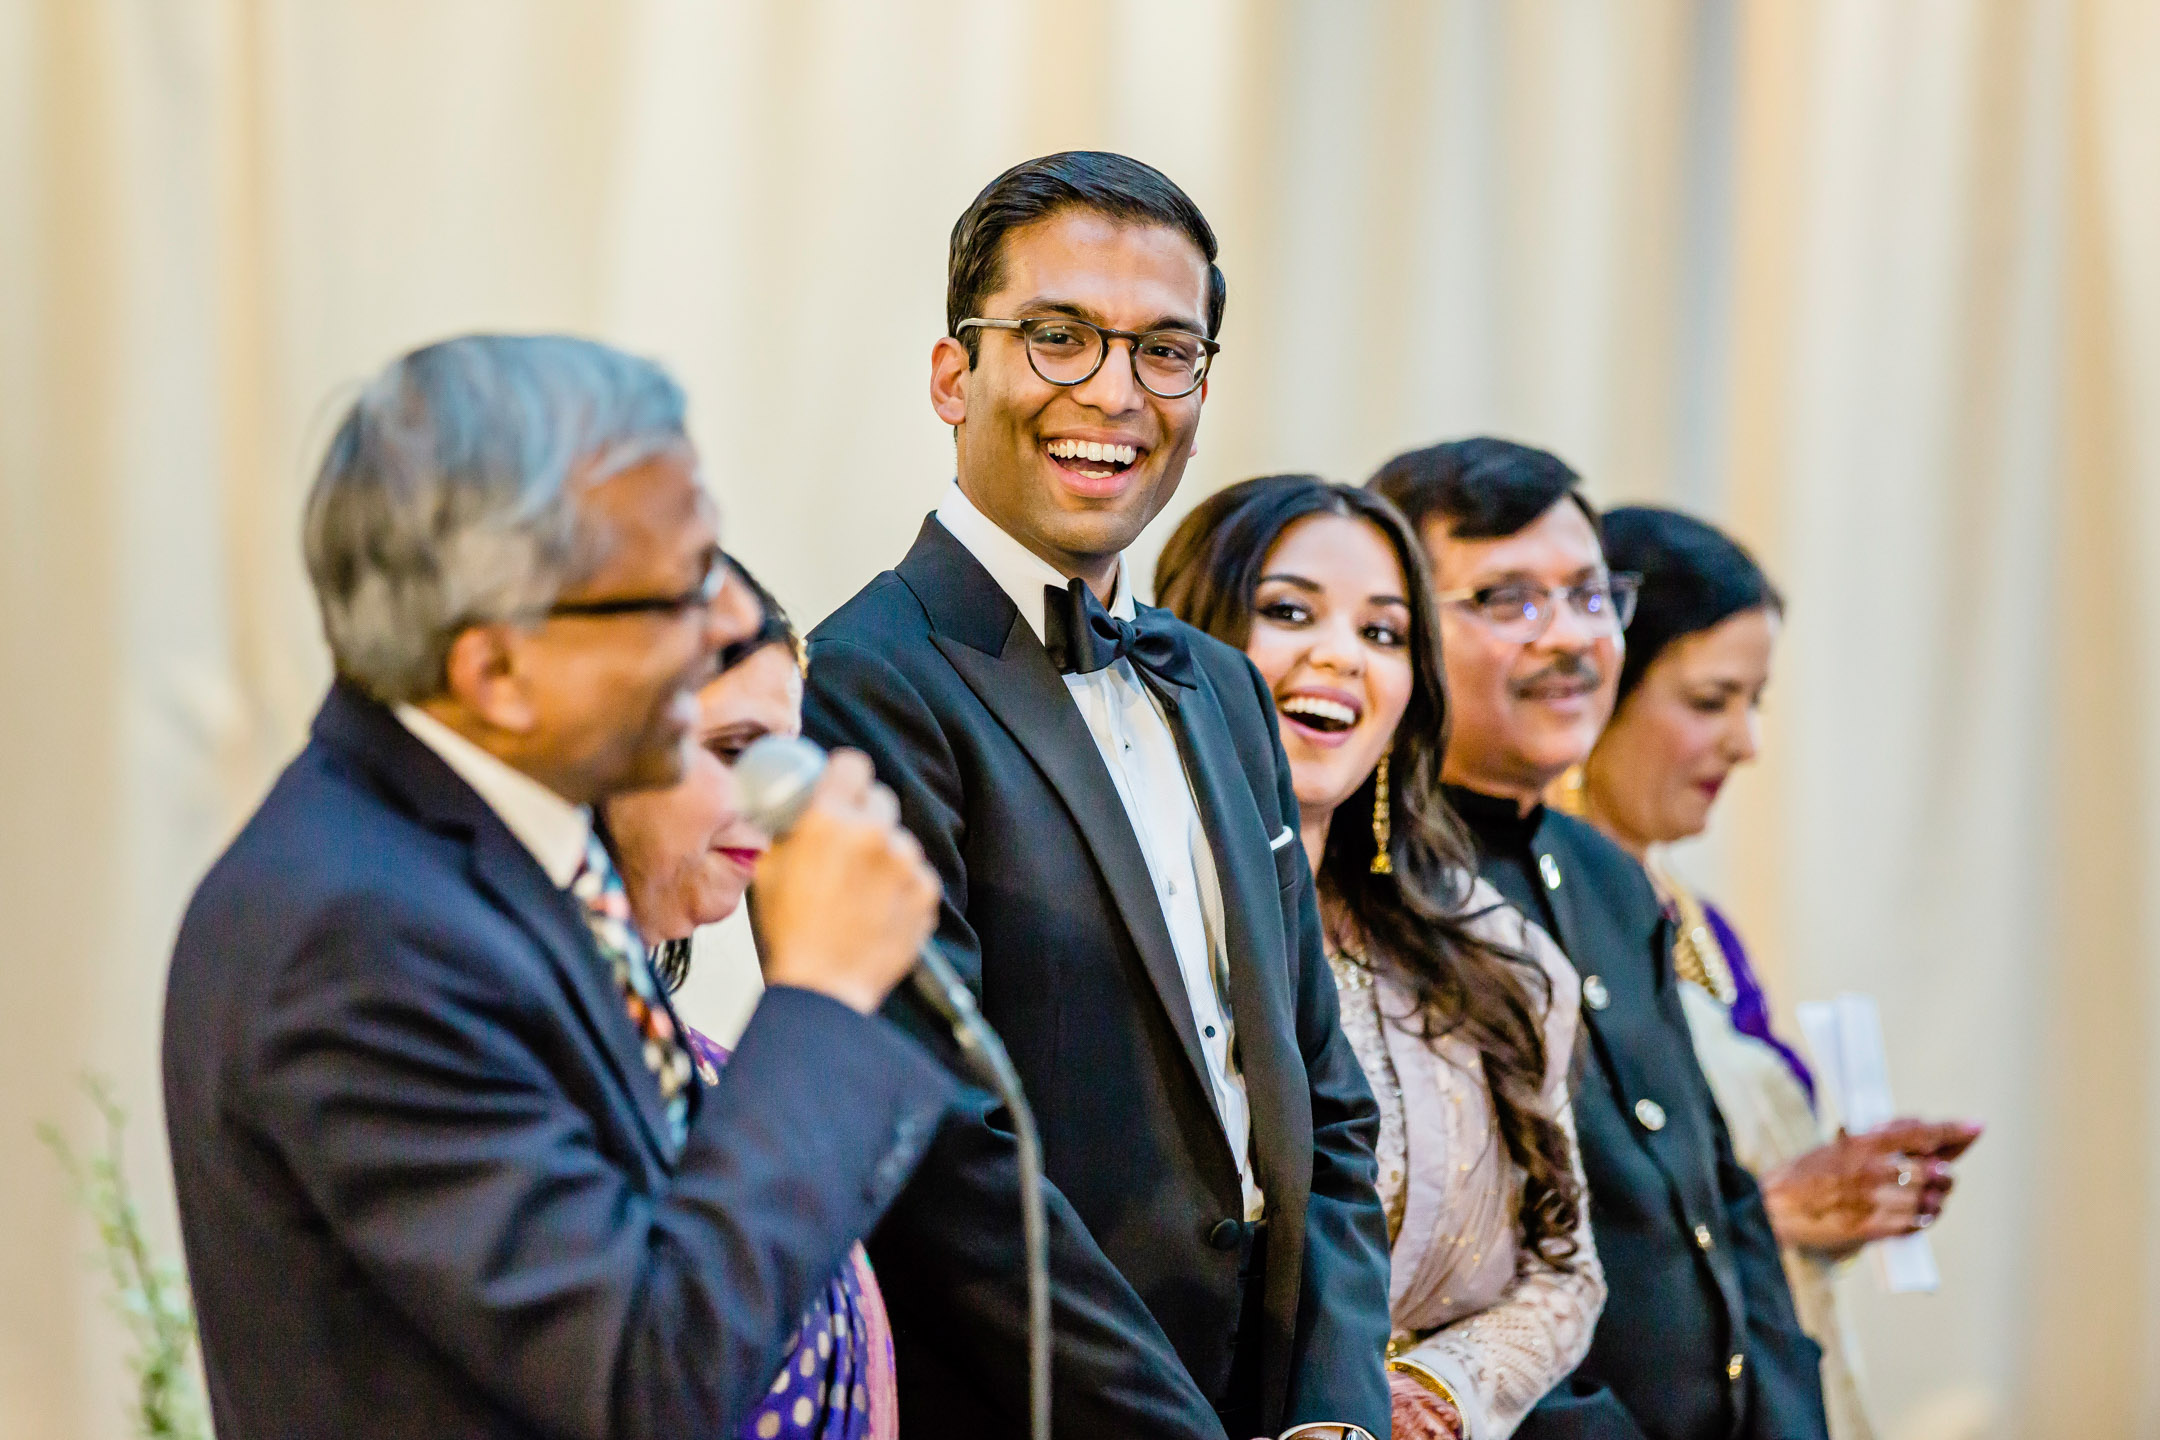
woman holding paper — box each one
[1561,506,1981,1440]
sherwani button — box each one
[1634,1098,1667,1131]
[1727,1352,1746,1381]
[1582,975,1610,1010]
[1538,853,1562,890]
[1207,1219,1242,1250]
[1694,1223,1714,1250]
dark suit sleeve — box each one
[1713,1105,1830,1440]
[804,636,1229,1439]
[1241,660,1393,1432]
[1514,1378,1656,1440]
[245,915,953,1440]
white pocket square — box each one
[1269,825,1296,852]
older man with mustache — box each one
[1370,439,1829,1440]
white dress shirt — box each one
[937,482,1263,1219]
[395,703,592,889]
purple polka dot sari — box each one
[686,1027,898,1440]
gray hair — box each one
[304,334,690,702]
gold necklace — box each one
[1648,854,1737,1004]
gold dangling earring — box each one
[1369,754,1394,875]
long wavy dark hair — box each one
[1155,474,1582,1267]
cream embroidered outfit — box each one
[1329,877,1605,1439]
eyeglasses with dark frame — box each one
[545,545,728,621]
[956,315,1220,399]
[1434,573,1641,644]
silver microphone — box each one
[734,734,1051,1440]
[734,735,993,1060]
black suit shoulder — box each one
[171,746,471,1023]
[810,567,929,646]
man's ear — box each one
[442,624,539,734]
[929,335,970,427]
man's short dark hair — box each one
[947,151,1227,365]
[1367,436,1598,541]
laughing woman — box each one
[1157,476,1604,1440]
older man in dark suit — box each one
[163,335,954,1440]
[1373,438,1829,1440]
[803,153,1392,1440]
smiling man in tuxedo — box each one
[802,153,1391,1439]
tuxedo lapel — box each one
[934,624,1221,1109]
[1159,655,1307,1187]
[897,521,1218,1112]
[1162,657,1311,1420]
[314,683,676,1167]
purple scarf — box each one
[1700,901,1815,1106]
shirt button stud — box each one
[1634,1098,1667,1132]
[1538,853,1562,890]
[1727,1352,1746,1381]
[1582,975,1610,1010]
[1694,1223,1714,1250]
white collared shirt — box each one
[395,703,593,889]
[937,482,1263,1219]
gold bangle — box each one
[1387,1353,1463,1412]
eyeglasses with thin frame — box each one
[956,315,1220,399]
[1434,573,1641,643]
[546,545,728,621]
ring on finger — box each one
[1895,1163,1914,1189]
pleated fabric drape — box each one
[3,3,2154,1437]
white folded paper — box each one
[1793,992,1939,1293]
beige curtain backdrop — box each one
[3,2,2155,1437]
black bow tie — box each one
[1042,579,1197,703]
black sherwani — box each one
[1446,786,1830,1440]
[802,516,1392,1440]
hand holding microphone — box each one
[737,736,1007,1083]
[746,746,940,1015]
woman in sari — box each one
[605,556,897,1440]
[1157,475,1604,1440]
[1566,506,1982,1440]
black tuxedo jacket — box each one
[162,681,956,1440]
[802,517,1392,1439]
[1483,810,1828,1440]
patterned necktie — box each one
[570,833,693,1153]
